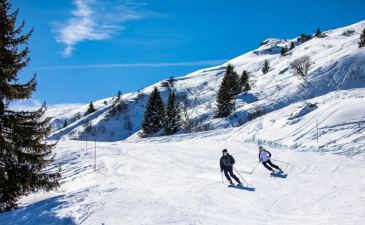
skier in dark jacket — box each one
[220,149,242,186]
[258,146,283,174]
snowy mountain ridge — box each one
[45,20,365,150]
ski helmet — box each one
[259,146,264,151]
[222,149,228,154]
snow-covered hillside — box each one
[1,21,365,225]
[45,20,365,143]
[2,110,365,224]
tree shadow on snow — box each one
[229,186,256,191]
[270,173,288,178]
[0,195,77,225]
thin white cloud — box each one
[52,0,155,57]
[8,99,84,112]
[33,59,229,69]
[8,99,43,112]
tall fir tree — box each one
[280,47,286,56]
[115,90,122,102]
[225,64,241,96]
[359,28,365,48]
[240,70,249,86]
[262,59,270,74]
[164,91,181,135]
[141,87,166,134]
[215,64,239,118]
[63,119,67,128]
[84,101,96,116]
[315,28,321,37]
[290,41,295,50]
[0,0,61,212]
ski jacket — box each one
[220,154,235,170]
[259,150,271,162]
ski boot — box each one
[277,168,283,173]
[228,180,235,187]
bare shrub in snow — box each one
[290,56,312,77]
[71,112,81,122]
[136,90,146,103]
[183,117,203,133]
[83,120,92,132]
[98,126,106,134]
[123,115,133,130]
[246,106,268,122]
[342,29,355,36]
[167,76,176,87]
[137,131,148,138]
[108,132,115,141]
[202,123,214,131]
[297,34,312,43]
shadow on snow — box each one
[0,195,77,225]
[229,186,256,191]
[270,173,288,178]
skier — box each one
[220,149,242,186]
[258,146,283,174]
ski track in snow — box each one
[2,136,365,224]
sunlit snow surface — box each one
[2,21,365,224]
[2,93,365,224]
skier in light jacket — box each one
[220,149,242,186]
[259,146,283,174]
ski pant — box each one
[262,159,279,171]
[223,166,240,183]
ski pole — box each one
[271,159,290,164]
[251,162,260,174]
[233,166,248,187]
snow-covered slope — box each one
[44,20,365,144]
[1,21,365,225]
[2,116,365,224]
[45,20,365,143]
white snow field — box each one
[1,92,365,224]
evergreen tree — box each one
[285,45,288,52]
[0,1,61,212]
[359,28,365,48]
[243,82,251,92]
[215,64,239,118]
[63,119,67,128]
[141,87,166,134]
[290,41,295,50]
[84,101,96,116]
[164,91,181,135]
[115,90,122,102]
[280,47,286,56]
[240,70,249,86]
[262,59,270,74]
[315,28,321,37]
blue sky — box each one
[10,0,365,110]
